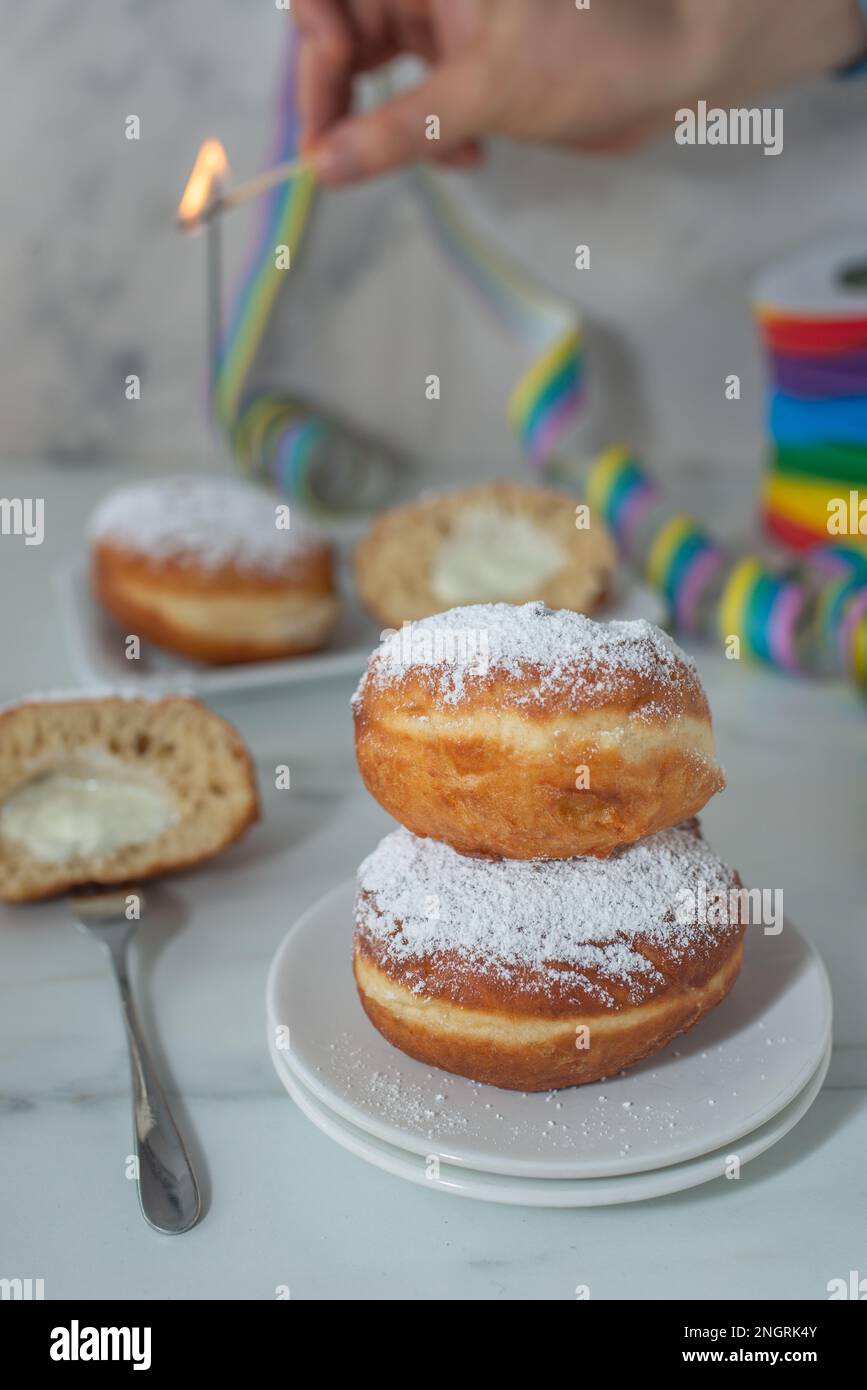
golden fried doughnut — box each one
[0,694,258,901]
[354,481,616,627]
[353,601,724,860]
[353,821,745,1091]
[90,476,340,664]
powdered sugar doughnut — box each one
[353,602,724,859]
[90,476,340,664]
[353,821,744,1090]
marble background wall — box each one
[4,2,867,540]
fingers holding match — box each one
[308,59,488,184]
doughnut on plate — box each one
[352,822,746,1091]
[266,879,831,1181]
[52,555,383,695]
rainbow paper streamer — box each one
[412,169,584,470]
[587,445,726,635]
[717,559,808,673]
[209,42,366,517]
[214,39,585,514]
[508,332,583,468]
[586,444,658,547]
[583,443,867,691]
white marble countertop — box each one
[1,458,865,1301]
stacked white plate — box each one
[266,882,832,1207]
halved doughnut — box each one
[354,481,616,627]
[0,695,258,901]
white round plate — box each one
[266,881,832,1180]
[270,1038,830,1207]
[54,557,664,695]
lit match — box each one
[177,141,306,232]
[176,138,230,231]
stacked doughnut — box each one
[351,602,745,1092]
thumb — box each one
[309,59,488,185]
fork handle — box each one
[110,946,202,1234]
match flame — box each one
[177,139,229,229]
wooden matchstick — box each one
[179,157,308,229]
[216,156,307,211]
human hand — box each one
[294,0,867,183]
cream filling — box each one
[0,772,174,863]
[430,508,565,604]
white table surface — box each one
[1,458,865,1301]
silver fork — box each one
[72,885,202,1234]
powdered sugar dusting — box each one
[89,475,322,574]
[356,824,737,1004]
[355,601,695,708]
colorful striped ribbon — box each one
[214,36,584,514]
[585,443,867,690]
